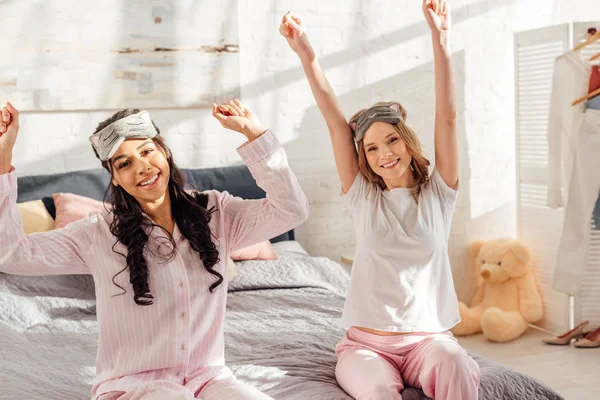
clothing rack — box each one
[514,21,600,335]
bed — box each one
[0,166,564,400]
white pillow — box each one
[271,240,309,256]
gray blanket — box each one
[226,251,564,400]
[0,244,563,400]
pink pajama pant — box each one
[335,327,480,400]
[97,375,273,400]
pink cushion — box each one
[53,193,107,229]
[231,241,277,261]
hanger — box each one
[588,27,600,61]
[572,87,600,106]
[571,28,600,106]
[573,28,600,52]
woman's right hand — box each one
[212,99,266,142]
[423,0,451,35]
[279,12,313,60]
[0,102,19,173]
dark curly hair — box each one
[92,109,222,306]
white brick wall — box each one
[9,0,598,302]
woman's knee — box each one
[437,348,480,382]
[335,351,403,400]
[336,364,402,399]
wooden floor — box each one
[457,328,600,400]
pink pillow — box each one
[53,193,107,229]
[52,192,278,262]
[231,241,277,261]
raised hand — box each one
[0,102,20,173]
[423,0,451,34]
[279,11,312,58]
[212,99,266,141]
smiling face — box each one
[362,121,413,186]
[109,138,170,205]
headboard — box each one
[16,165,295,243]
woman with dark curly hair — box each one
[0,99,308,400]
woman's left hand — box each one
[423,0,451,34]
[212,99,266,141]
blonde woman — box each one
[279,1,479,399]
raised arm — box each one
[0,102,94,276]
[211,100,309,252]
[423,0,458,189]
[279,12,359,194]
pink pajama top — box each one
[0,130,309,399]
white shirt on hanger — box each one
[546,50,590,208]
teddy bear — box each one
[451,238,543,342]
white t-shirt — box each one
[341,168,460,332]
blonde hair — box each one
[350,101,430,202]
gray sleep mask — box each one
[349,103,403,142]
[89,111,158,161]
